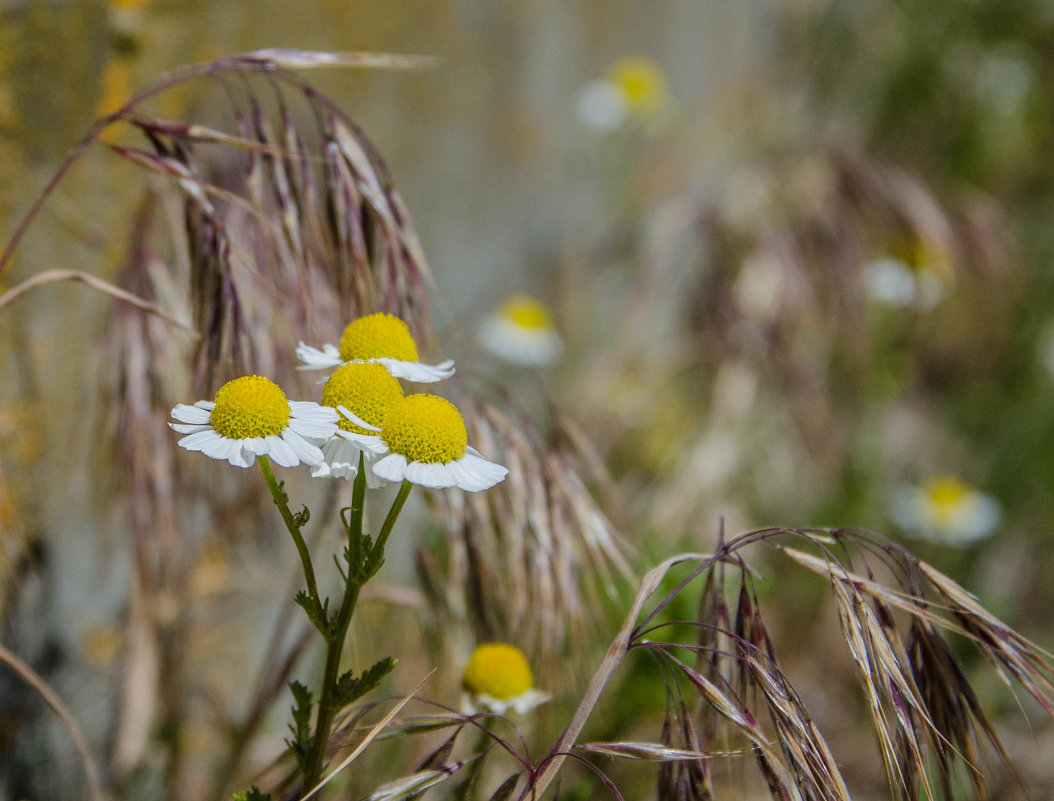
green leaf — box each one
[285,680,314,773]
[333,657,396,709]
[294,590,329,634]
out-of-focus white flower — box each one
[862,257,947,310]
[890,475,1001,545]
[479,295,563,367]
[461,642,549,715]
[576,56,670,131]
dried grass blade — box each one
[0,268,196,332]
[523,554,711,801]
[578,741,749,761]
[363,757,479,801]
[0,644,105,801]
[235,49,441,70]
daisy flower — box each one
[297,312,455,383]
[576,56,670,131]
[462,642,549,715]
[311,361,405,484]
[169,375,338,468]
[355,394,508,492]
[478,295,563,367]
[890,475,1001,545]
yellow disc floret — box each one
[463,643,534,700]
[499,296,554,331]
[381,394,467,464]
[338,313,419,363]
[321,362,405,435]
[210,376,290,439]
[924,476,971,525]
[609,57,668,117]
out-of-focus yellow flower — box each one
[576,56,670,132]
[608,57,669,119]
[891,475,1001,545]
[478,295,563,367]
[462,642,549,715]
[862,238,952,310]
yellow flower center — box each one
[609,57,666,111]
[321,362,405,435]
[210,376,290,439]
[463,643,534,700]
[381,394,467,464]
[338,313,419,363]
[924,476,971,523]
[499,296,554,331]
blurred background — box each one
[3,0,1054,798]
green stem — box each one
[302,462,367,791]
[301,474,414,794]
[372,481,413,557]
[259,455,321,607]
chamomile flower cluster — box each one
[890,475,1001,545]
[478,295,563,367]
[170,314,507,493]
[461,642,549,715]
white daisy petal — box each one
[296,342,343,370]
[312,437,361,479]
[288,401,340,422]
[201,434,237,461]
[282,428,325,466]
[229,444,255,468]
[372,453,409,484]
[169,423,213,435]
[370,357,456,383]
[170,403,213,424]
[178,429,222,452]
[194,401,216,411]
[243,437,268,455]
[405,460,455,489]
[457,452,510,491]
[337,406,381,432]
[264,434,299,468]
[334,429,388,454]
[288,416,340,440]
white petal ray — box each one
[296,342,343,369]
[201,434,237,460]
[457,452,509,491]
[289,401,340,422]
[370,357,455,383]
[265,434,299,468]
[312,438,360,479]
[229,444,255,468]
[194,401,216,411]
[282,428,324,466]
[334,429,388,454]
[288,416,340,439]
[337,406,381,431]
[244,437,268,455]
[178,429,221,452]
[170,404,213,424]
[372,453,409,484]
[405,460,454,489]
[169,423,213,435]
